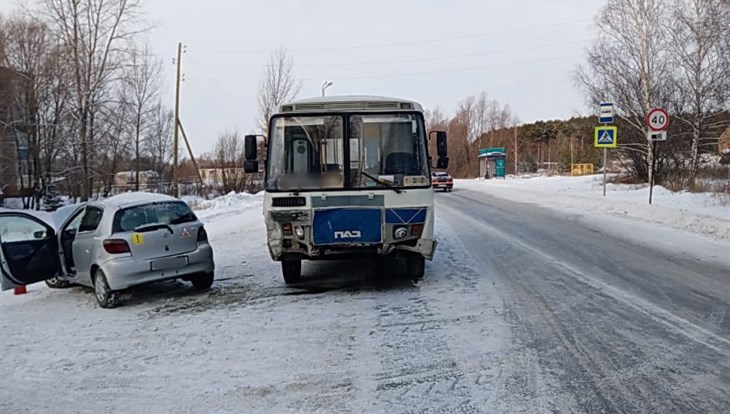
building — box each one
[199,166,245,187]
[0,67,31,197]
[112,170,162,193]
[719,126,730,155]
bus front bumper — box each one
[268,237,437,262]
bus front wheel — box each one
[282,260,302,284]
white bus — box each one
[244,95,449,283]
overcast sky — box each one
[6,0,604,154]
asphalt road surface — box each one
[429,188,729,413]
[1,188,728,413]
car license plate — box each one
[150,256,188,271]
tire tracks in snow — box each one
[437,191,730,413]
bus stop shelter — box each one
[478,147,506,179]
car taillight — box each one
[197,226,208,242]
[103,239,130,254]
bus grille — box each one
[272,197,306,207]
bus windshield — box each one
[265,113,430,191]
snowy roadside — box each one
[455,175,730,239]
[183,191,264,222]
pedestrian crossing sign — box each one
[594,126,618,148]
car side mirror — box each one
[33,230,47,239]
[436,157,449,169]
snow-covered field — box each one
[456,175,730,239]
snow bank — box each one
[184,191,264,221]
[457,175,730,239]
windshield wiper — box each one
[360,171,402,194]
[134,223,174,234]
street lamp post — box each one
[321,80,333,97]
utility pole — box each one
[513,123,519,175]
[178,120,206,197]
[172,42,182,198]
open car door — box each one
[0,212,62,290]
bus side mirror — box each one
[436,131,448,157]
[244,135,257,160]
[431,131,448,169]
[244,160,258,173]
[244,135,259,173]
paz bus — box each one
[243,95,449,283]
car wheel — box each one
[45,277,71,289]
[405,254,425,279]
[281,260,302,284]
[93,269,119,309]
[191,272,214,290]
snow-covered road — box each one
[1,185,728,413]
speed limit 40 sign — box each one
[647,108,670,131]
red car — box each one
[431,171,453,192]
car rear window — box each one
[112,201,198,233]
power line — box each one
[189,54,585,83]
[184,78,242,126]
[189,19,591,54]
[191,39,592,68]
[186,57,245,109]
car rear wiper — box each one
[360,171,402,194]
[170,214,196,225]
[134,223,174,234]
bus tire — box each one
[282,260,302,284]
[405,254,425,279]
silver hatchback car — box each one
[0,193,215,308]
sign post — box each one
[646,108,670,205]
[594,125,618,197]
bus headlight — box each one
[393,226,408,240]
[294,226,305,240]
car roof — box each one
[94,192,181,209]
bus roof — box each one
[277,95,424,114]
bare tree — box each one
[212,130,245,194]
[42,0,142,200]
[256,47,301,134]
[144,100,174,183]
[668,0,730,183]
[123,43,161,190]
[96,93,133,195]
[425,107,448,131]
[511,114,521,175]
[575,0,673,185]
[0,14,71,204]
